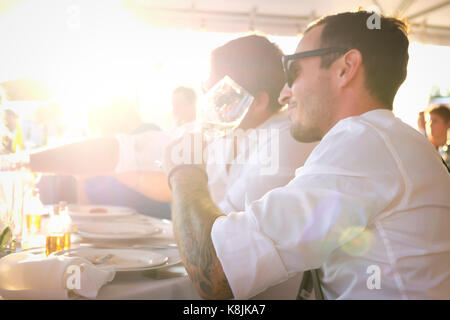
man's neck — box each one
[323,97,388,137]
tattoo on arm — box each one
[171,169,233,300]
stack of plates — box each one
[68,205,135,218]
[56,205,180,272]
[75,222,161,240]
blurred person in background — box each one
[172,86,197,127]
[0,83,24,153]
[82,96,171,219]
[0,109,24,154]
[426,105,450,150]
[200,35,318,213]
[427,104,450,169]
[87,95,160,137]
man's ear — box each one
[335,49,363,88]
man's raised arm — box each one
[163,133,233,299]
[29,138,119,174]
[170,167,233,300]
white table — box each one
[73,213,303,300]
[3,212,302,300]
[86,214,303,300]
[95,267,302,300]
[71,214,202,300]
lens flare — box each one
[339,226,373,256]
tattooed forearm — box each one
[170,168,233,300]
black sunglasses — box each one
[282,47,351,87]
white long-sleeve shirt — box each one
[211,109,450,300]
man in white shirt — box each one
[164,11,450,300]
[157,35,316,213]
[200,35,316,213]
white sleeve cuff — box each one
[211,212,289,299]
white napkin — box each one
[0,252,115,300]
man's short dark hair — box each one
[210,35,285,113]
[173,86,197,105]
[306,11,409,109]
[429,105,450,122]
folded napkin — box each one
[0,252,115,299]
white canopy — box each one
[126,0,450,46]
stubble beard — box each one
[290,99,332,143]
[290,79,335,143]
[290,120,322,143]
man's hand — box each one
[163,132,233,300]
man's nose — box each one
[278,83,292,106]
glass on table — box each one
[26,214,42,234]
[0,170,35,249]
[59,201,72,250]
[24,188,46,234]
[45,205,70,256]
[45,234,66,256]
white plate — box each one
[76,222,161,240]
[79,245,182,271]
[52,247,169,272]
[68,205,135,218]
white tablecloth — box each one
[94,266,302,300]
[90,214,303,300]
[2,212,302,300]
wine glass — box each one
[154,76,254,169]
[0,152,38,252]
[199,75,255,138]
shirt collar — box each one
[322,108,395,140]
[359,108,395,120]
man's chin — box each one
[290,124,321,143]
